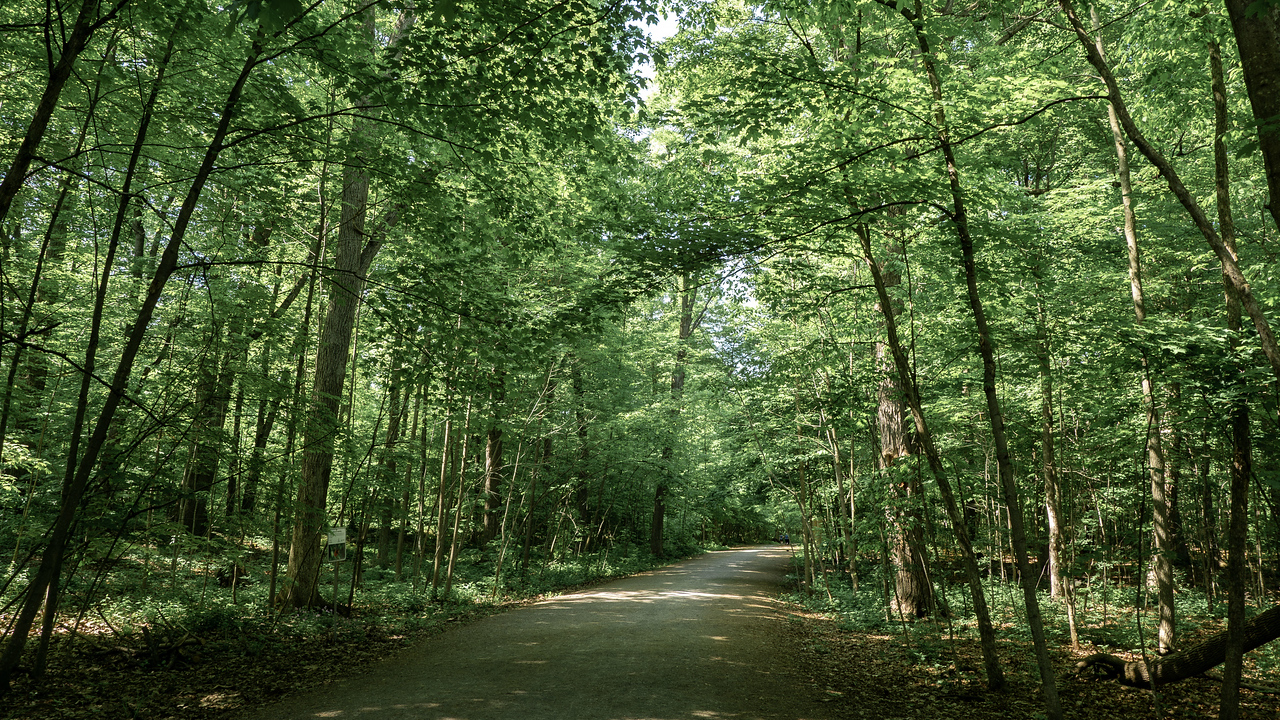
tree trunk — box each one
[857,225,1004,690]
[649,482,667,557]
[572,358,592,554]
[1033,266,1079,647]
[1078,604,1280,688]
[1035,275,1065,601]
[1090,5,1175,653]
[0,29,262,692]
[1212,38,1253,720]
[376,365,404,567]
[653,272,697,557]
[481,371,506,544]
[241,356,281,515]
[901,2,1060,714]
[280,6,410,608]
[431,414,454,596]
[1222,0,1280,233]
[443,400,474,598]
[180,307,246,535]
[822,413,855,581]
[878,362,932,617]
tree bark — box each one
[821,411,855,581]
[376,364,405,566]
[872,266,932,618]
[857,226,1004,690]
[241,342,281,514]
[481,371,506,544]
[653,272,697,556]
[281,6,409,608]
[1091,4,1175,653]
[1222,0,1280,233]
[431,414,454,596]
[1032,265,1080,645]
[896,1,1060,713]
[443,400,474,598]
[1211,38,1253,720]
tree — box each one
[1090,5,1175,655]
[1222,0,1280,233]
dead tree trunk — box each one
[1078,604,1280,688]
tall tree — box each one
[1211,34,1253,720]
[1060,0,1280,384]
[282,4,410,608]
[1090,5,1175,655]
[891,0,1062,714]
[0,10,268,691]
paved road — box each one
[239,546,832,720]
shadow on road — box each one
[238,546,829,720]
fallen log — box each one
[1076,603,1280,688]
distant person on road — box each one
[783,533,791,549]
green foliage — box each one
[2,0,1280,700]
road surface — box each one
[238,546,832,720]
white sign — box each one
[327,527,346,545]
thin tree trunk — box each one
[377,363,405,566]
[897,2,1059,712]
[1089,5,1175,654]
[482,371,506,544]
[395,384,422,580]
[822,412,855,580]
[1034,267,1079,648]
[1,28,114,571]
[653,273,697,556]
[0,0,125,228]
[412,381,432,586]
[241,357,281,513]
[521,433,553,578]
[0,29,263,692]
[431,414,453,596]
[1212,38,1252,720]
[490,441,525,597]
[443,400,474,598]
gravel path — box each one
[238,546,832,720]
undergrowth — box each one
[778,555,1280,677]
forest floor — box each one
[3,550,1277,720]
[786,605,1280,719]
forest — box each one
[1,0,1279,718]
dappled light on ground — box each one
[230,547,830,720]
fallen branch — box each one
[1076,604,1280,688]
